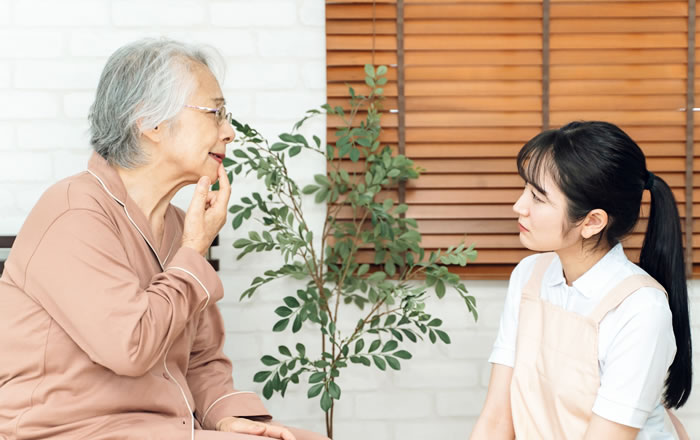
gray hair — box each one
[88,38,224,168]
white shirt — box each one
[490,244,676,438]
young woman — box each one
[471,121,692,439]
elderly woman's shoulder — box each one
[32,171,116,220]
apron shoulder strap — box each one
[667,408,690,440]
[587,274,667,323]
[522,253,557,300]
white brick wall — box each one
[0,1,698,439]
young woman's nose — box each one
[513,190,529,216]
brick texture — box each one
[0,1,698,439]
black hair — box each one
[516,120,692,408]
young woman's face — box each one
[512,171,582,252]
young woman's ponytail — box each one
[639,172,693,408]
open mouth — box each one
[208,152,225,164]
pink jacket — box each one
[0,152,270,440]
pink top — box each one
[0,152,269,440]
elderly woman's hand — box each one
[216,416,297,440]
[181,164,232,256]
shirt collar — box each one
[545,243,627,298]
[87,151,129,205]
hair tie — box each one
[644,171,655,190]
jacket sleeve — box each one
[188,305,271,430]
[22,208,223,377]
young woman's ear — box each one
[580,209,608,239]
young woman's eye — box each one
[531,190,543,203]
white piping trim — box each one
[168,266,211,312]
[88,169,165,270]
[87,170,125,206]
[201,391,257,427]
[163,352,195,440]
[163,236,176,265]
[91,169,193,439]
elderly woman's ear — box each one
[141,123,163,144]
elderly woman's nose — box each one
[221,121,235,144]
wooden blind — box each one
[550,0,690,269]
[326,0,401,268]
[403,0,543,278]
[327,0,699,279]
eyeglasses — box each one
[185,104,232,125]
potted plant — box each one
[218,65,478,438]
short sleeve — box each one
[592,290,676,428]
[488,254,539,367]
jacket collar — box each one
[86,152,179,267]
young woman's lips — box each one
[518,223,529,232]
[208,152,224,164]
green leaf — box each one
[435,329,451,344]
[394,350,412,360]
[253,370,272,383]
[385,356,400,370]
[349,148,360,162]
[233,238,250,248]
[314,174,331,186]
[435,280,446,298]
[292,314,303,333]
[309,371,326,383]
[289,146,302,157]
[296,343,306,357]
[302,184,319,194]
[372,355,386,371]
[382,340,398,353]
[232,213,244,229]
[261,355,279,366]
[284,296,300,308]
[384,261,396,277]
[357,264,370,276]
[270,142,288,151]
[354,339,365,354]
[320,391,332,412]
[428,318,443,327]
[376,65,388,76]
[368,339,381,353]
[308,383,324,398]
[364,64,375,78]
[278,345,292,357]
[233,149,248,158]
[328,381,341,399]
[263,381,273,399]
[314,188,328,204]
[275,306,293,317]
[273,318,289,332]
[367,271,386,282]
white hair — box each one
[88,38,225,168]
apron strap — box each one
[522,253,557,300]
[667,408,690,440]
[587,274,666,323]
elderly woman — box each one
[0,39,328,440]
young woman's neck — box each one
[556,241,611,286]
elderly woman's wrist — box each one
[181,239,206,256]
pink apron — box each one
[510,253,688,439]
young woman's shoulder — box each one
[509,252,552,287]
